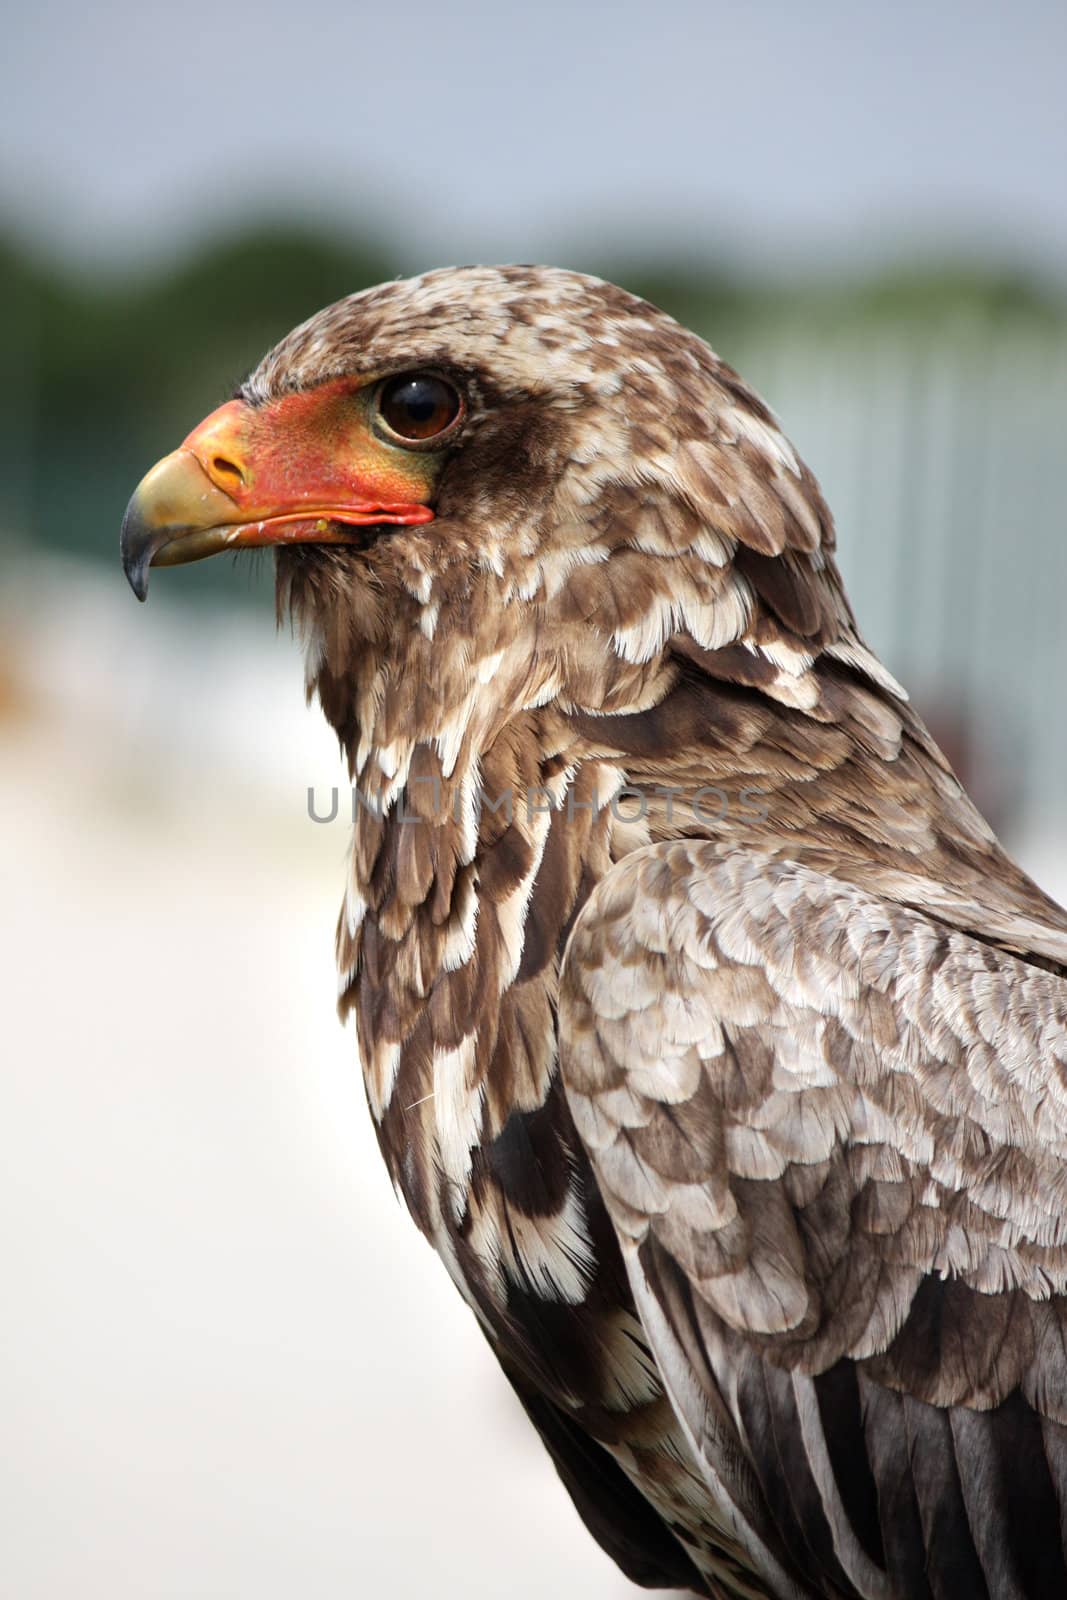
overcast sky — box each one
[3,0,1066,281]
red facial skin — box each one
[181,379,438,545]
[121,375,450,600]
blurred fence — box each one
[730,314,1067,833]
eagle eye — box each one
[376,373,462,443]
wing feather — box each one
[560,841,1067,1597]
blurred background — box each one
[2,2,1066,1596]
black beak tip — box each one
[124,560,151,603]
[120,497,161,602]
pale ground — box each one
[0,562,646,1600]
[3,559,1065,1600]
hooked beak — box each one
[120,387,436,601]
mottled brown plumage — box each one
[126,266,1067,1598]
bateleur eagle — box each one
[121,266,1067,1600]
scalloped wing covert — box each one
[560,840,1067,1600]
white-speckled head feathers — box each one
[262,267,886,790]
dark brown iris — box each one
[377,373,461,442]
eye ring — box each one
[374,372,464,446]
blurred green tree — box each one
[1,226,1060,607]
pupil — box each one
[406,383,437,421]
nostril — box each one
[211,455,245,489]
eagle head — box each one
[122,264,849,786]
